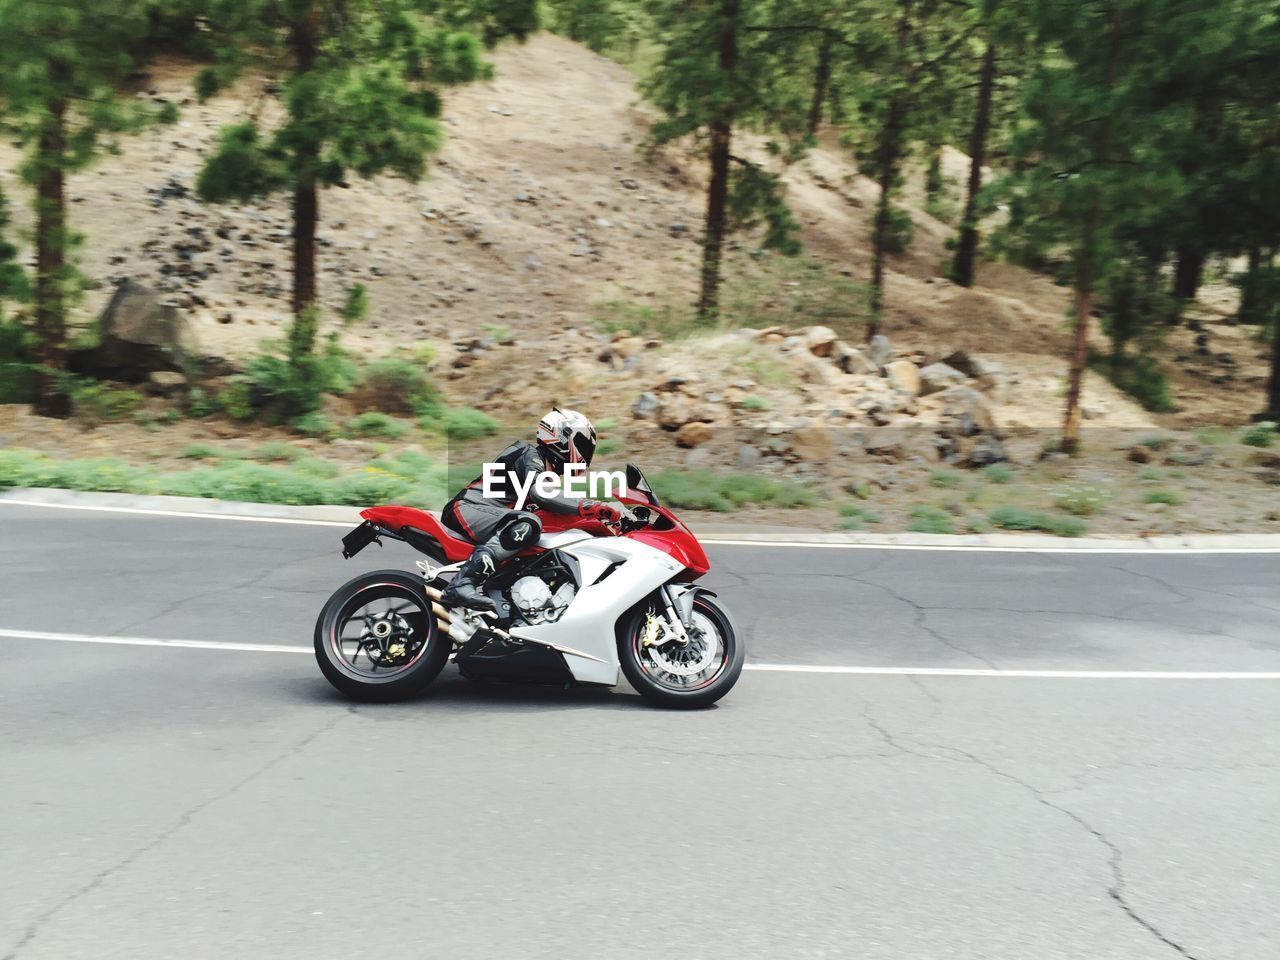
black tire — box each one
[618,593,744,709]
[314,570,450,703]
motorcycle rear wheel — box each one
[619,593,744,709]
[314,570,450,702]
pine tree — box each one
[0,0,156,417]
[196,0,534,389]
[644,0,804,320]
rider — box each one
[439,408,620,613]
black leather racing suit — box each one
[442,441,578,545]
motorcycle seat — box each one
[359,506,475,564]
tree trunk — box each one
[1171,243,1204,316]
[697,0,739,320]
[1061,213,1097,455]
[291,4,320,321]
[868,98,903,338]
[33,93,70,419]
[951,41,996,288]
[1062,11,1120,455]
[1237,246,1262,325]
[1267,298,1280,419]
[807,33,833,136]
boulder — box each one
[938,387,996,437]
[919,362,967,395]
[1127,445,1152,464]
[69,279,200,382]
[675,421,713,448]
[867,334,892,367]
[146,370,187,396]
[884,360,922,396]
[940,349,979,377]
[832,341,879,375]
[789,423,833,462]
[803,325,839,358]
[962,434,1007,467]
[631,392,660,420]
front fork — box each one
[643,584,700,647]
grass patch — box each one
[651,469,815,512]
[988,505,1088,537]
[738,395,770,412]
[929,470,961,489]
[983,463,1015,484]
[1138,468,1163,481]
[1142,489,1183,506]
[179,443,221,460]
[1193,425,1229,445]
[906,505,956,535]
[345,412,409,439]
[1052,483,1110,516]
[839,502,882,530]
[253,441,301,462]
[441,407,500,442]
[1241,422,1277,448]
[1139,434,1172,450]
[71,383,145,426]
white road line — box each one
[4,497,1279,553]
[6,628,1280,678]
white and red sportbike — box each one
[315,465,744,708]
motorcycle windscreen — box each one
[625,463,660,506]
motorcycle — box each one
[314,464,744,708]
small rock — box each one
[146,370,187,396]
[803,325,838,358]
[632,392,660,420]
[735,444,761,471]
[669,223,688,238]
[867,334,892,367]
[832,341,878,375]
[676,421,713,448]
[884,360,923,396]
[919,362,967,395]
[789,423,833,461]
[1127,445,1152,464]
[964,434,1007,467]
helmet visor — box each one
[572,433,596,464]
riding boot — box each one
[440,544,506,613]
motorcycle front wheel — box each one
[618,593,744,709]
[314,570,450,702]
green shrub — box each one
[0,450,59,489]
[291,456,341,479]
[907,505,956,535]
[883,204,915,254]
[443,407,499,441]
[290,412,334,438]
[352,357,437,415]
[839,502,882,530]
[988,505,1087,537]
[596,437,621,457]
[1095,353,1174,412]
[1142,489,1183,506]
[929,470,960,489]
[1193,425,1228,445]
[325,467,414,505]
[341,283,369,325]
[186,387,218,418]
[739,395,770,411]
[180,443,221,460]
[71,383,144,426]
[254,441,299,462]
[158,462,328,505]
[1053,483,1109,516]
[1138,468,1163,481]
[217,381,255,421]
[649,469,814,512]
[1139,435,1172,450]
[1241,422,1276,448]
[983,463,1014,484]
[0,318,35,404]
[346,412,408,439]
[0,449,150,493]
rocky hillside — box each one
[0,32,1270,474]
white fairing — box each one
[515,535,685,684]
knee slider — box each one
[498,514,541,550]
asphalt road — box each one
[1,501,1278,960]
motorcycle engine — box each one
[509,576,576,626]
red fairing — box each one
[360,506,474,562]
[617,493,710,578]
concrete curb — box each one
[5,487,1280,551]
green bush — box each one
[649,469,813,512]
[1053,483,1110,516]
[839,502,882,531]
[0,318,35,404]
[883,204,915,254]
[1094,353,1174,412]
[1142,489,1183,506]
[158,462,329,505]
[929,470,961,489]
[325,467,414,506]
[290,412,334,438]
[345,412,408,439]
[0,449,150,493]
[1241,422,1276,448]
[983,463,1015,484]
[443,407,500,441]
[596,437,621,457]
[907,505,956,535]
[186,387,218,418]
[341,283,369,325]
[180,443,221,460]
[71,383,144,426]
[988,505,1087,537]
[739,395,770,411]
[217,382,255,421]
[254,441,299,462]
[1139,434,1172,450]
[352,357,438,415]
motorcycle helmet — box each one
[537,408,596,468]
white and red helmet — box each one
[537,408,596,467]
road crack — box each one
[3,710,350,960]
